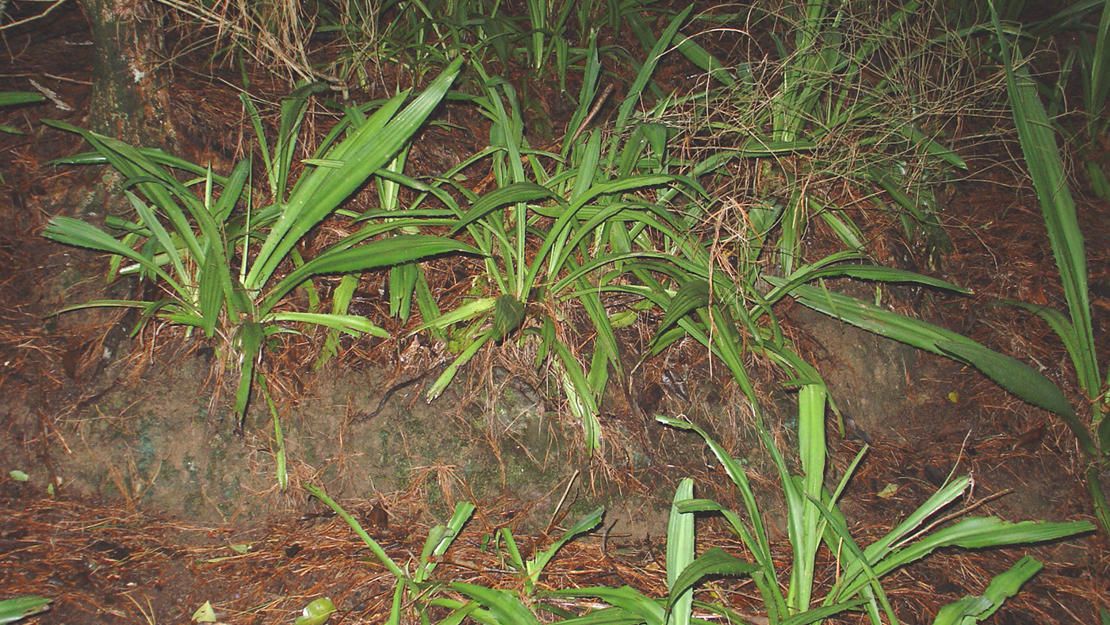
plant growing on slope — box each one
[773,2,1110,535]
[651,392,1091,624]
[42,59,478,428]
[350,14,739,450]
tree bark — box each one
[82,0,177,150]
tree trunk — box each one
[82,0,177,150]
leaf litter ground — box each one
[1,2,1109,623]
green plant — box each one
[991,0,1109,529]
[498,507,604,595]
[0,596,50,624]
[1031,0,1110,199]
[43,59,478,429]
[304,483,476,622]
[932,556,1044,625]
[0,92,44,133]
[776,1,1110,535]
[348,17,740,450]
[663,401,1088,624]
[533,387,1088,625]
[552,478,760,625]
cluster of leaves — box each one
[299,390,1091,624]
[44,59,477,431]
[35,0,1110,620]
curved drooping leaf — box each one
[247,57,465,290]
[668,548,760,609]
[449,583,543,625]
[262,235,481,313]
[935,340,1084,438]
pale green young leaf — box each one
[667,478,695,625]
[263,312,389,337]
[0,595,51,624]
[428,332,491,401]
[449,583,542,625]
[553,586,666,625]
[416,501,475,583]
[414,297,497,332]
[551,339,601,450]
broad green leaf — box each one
[657,418,778,598]
[449,583,542,625]
[993,9,1099,395]
[651,279,709,351]
[294,597,336,625]
[0,595,50,624]
[233,321,264,428]
[247,58,464,290]
[674,33,736,87]
[935,340,1084,438]
[551,339,601,450]
[933,556,1042,625]
[198,244,224,338]
[264,312,389,337]
[315,274,360,370]
[43,217,183,295]
[263,235,480,314]
[449,182,555,235]
[668,548,759,607]
[0,92,45,107]
[417,297,498,332]
[860,517,1092,594]
[554,586,666,625]
[416,501,475,583]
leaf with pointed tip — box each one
[263,235,480,314]
[668,548,760,610]
[650,279,709,353]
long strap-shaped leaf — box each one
[783,281,1097,455]
[992,3,1100,396]
[246,57,464,291]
